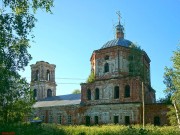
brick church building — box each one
[31,17,169,125]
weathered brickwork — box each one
[144,104,170,125]
[34,103,141,125]
[32,19,169,126]
[82,44,155,105]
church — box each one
[31,16,169,126]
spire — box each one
[116,11,124,39]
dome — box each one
[116,24,124,33]
[101,38,132,49]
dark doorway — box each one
[114,116,119,124]
[94,116,98,125]
[125,116,130,125]
[47,89,52,97]
[154,116,160,126]
[86,116,90,126]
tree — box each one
[128,44,150,83]
[72,89,81,94]
[86,71,95,83]
[164,46,180,127]
[0,0,54,123]
[128,44,143,78]
[157,93,171,104]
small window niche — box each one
[104,55,109,60]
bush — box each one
[0,123,180,135]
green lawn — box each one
[0,123,180,135]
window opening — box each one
[105,55,109,60]
[68,115,72,124]
[33,89,37,99]
[114,86,119,99]
[49,115,53,123]
[125,116,130,125]
[58,115,62,124]
[154,116,160,126]
[86,116,90,126]
[95,88,99,100]
[104,63,109,73]
[125,85,130,98]
[35,70,39,81]
[47,70,50,81]
[87,89,91,100]
[94,116,98,125]
[114,116,119,124]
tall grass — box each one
[0,123,180,135]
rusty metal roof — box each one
[33,94,81,108]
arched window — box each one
[95,88,99,100]
[47,89,52,97]
[35,70,39,81]
[124,85,130,98]
[154,116,160,126]
[46,70,50,81]
[104,55,109,60]
[87,89,91,100]
[114,86,119,99]
[104,63,109,73]
[33,89,37,98]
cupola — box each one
[116,12,124,39]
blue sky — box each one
[20,0,180,100]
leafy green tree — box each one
[128,44,149,82]
[164,46,180,127]
[157,93,171,104]
[86,71,95,83]
[0,0,54,123]
[72,89,81,94]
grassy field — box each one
[0,123,180,135]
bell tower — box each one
[30,61,56,101]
